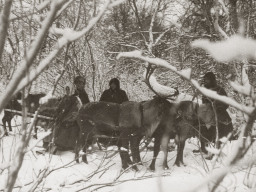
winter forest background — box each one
[0,0,256,191]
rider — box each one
[73,76,90,104]
[100,78,128,104]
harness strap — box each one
[4,109,54,120]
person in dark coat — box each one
[100,78,128,104]
[200,72,234,154]
[202,72,232,125]
[73,76,90,105]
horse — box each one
[2,93,45,137]
[52,95,178,170]
[149,100,235,170]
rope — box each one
[4,109,54,120]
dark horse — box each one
[54,95,178,170]
[149,100,235,170]
[51,95,83,151]
[2,93,46,137]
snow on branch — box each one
[229,81,252,96]
[15,0,125,93]
[117,50,254,114]
[0,0,69,114]
[191,35,256,62]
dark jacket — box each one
[73,89,90,105]
[100,78,128,104]
[202,72,232,126]
[100,89,128,104]
[202,85,229,111]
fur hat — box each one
[74,76,85,84]
[204,72,216,88]
[109,78,120,89]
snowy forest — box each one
[0,0,256,191]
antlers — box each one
[144,63,179,100]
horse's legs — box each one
[130,134,142,164]
[119,128,136,170]
[193,134,208,154]
[161,133,171,170]
[149,134,161,171]
[75,132,87,163]
[33,119,39,139]
[117,140,132,165]
[2,114,8,136]
[174,134,186,166]
[200,140,208,154]
[7,118,12,132]
[2,112,13,136]
[7,113,13,133]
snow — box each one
[229,81,251,96]
[0,112,255,192]
[191,79,254,114]
[0,135,252,190]
[191,35,256,62]
[39,93,56,105]
[179,68,192,79]
[175,93,202,104]
[205,146,220,155]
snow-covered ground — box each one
[0,116,255,192]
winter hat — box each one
[109,78,120,89]
[74,76,85,84]
[204,72,217,87]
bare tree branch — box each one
[117,50,254,115]
[0,0,69,114]
[0,0,13,61]
[15,0,125,94]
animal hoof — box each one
[205,154,213,160]
[127,161,133,165]
[134,161,143,165]
[132,165,139,172]
[148,167,155,171]
[82,155,88,164]
[49,145,57,154]
[175,162,186,167]
[121,167,129,172]
[163,166,169,170]
[36,150,46,155]
[193,149,200,153]
[148,164,155,171]
[137,162,143,166]
[33,135,38,139]
[5,132,9,136]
